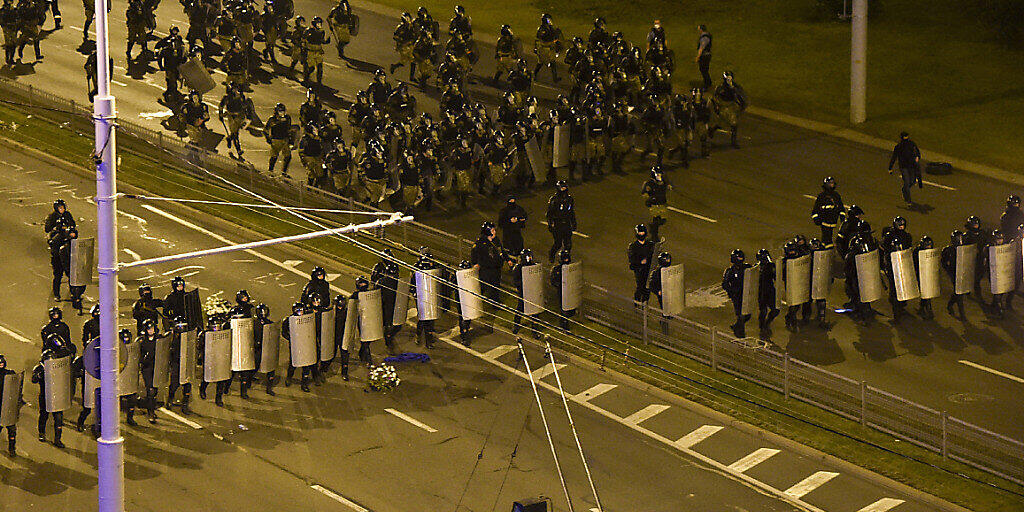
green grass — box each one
[373,0,1024,172]
[2,101,1023,510]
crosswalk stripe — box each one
[674,425,723,448]
[783,471,839,499]
[573,383,617,402]
[856,498,905,512]
[623,404,670,425]
[482,345,518,359]
[727,448,781,473]
[531,363,566,380]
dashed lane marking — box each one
[674,425,724,449]
[482,344,517,359]
[623,404,670,425]
[783,471,839,499]
[384,408,438,433]
[856,498,905,512]
[530,362,566,380]
[311,484,369,512]
[573,383,617,402]
[158,407,203,429]
[727,448,781,473]
[922,180,956,191]
[0,324,33,344]
[538,221,590,238]
[666,206,717,223]
[802,194,816,200]
[122,248,142,261]
[959,360,1024,384]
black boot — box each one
[7,437,14,456]
[53,427,64,449]
[300,376,310,392]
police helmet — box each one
[119,328,133,344]
[48,306,62,321]
[809,238,824,250]
[236,289,250,303]
[53,198,66,211]
[556,179,568,190]
[141,318,157,334]
[355,275,370,290]
[919,235,933,249]
[255,303,270,319]
[635,223,648,237]
[1008,194,1021,208]
[757,248,772,263]
[558,248,571,264]
[171,276,186,291]
[520,248,534,264]
[651,165,662,179]
[138,284,152,297]
[458,259,472,270]
[274,102,286,113]
[893,216,907,230]
[992,229,1006,243]
[90,304,100,318]
[730,249,745,264]
[658,251,672,266]
[0,354,6,370]
[966,215,981,229]
[312,15,322,25]
[951,229,965,245]
[847,204,864,217]
[311,266,326,280]
[823,176,836,189]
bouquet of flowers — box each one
[203,297,232,323]
[367,364,401,392]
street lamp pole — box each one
[850,0,867,123]
[92,0,124,508]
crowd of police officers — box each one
[720,179,1024,339]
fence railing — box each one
[4,76,1022,487]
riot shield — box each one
[526,138,545,182]
[179,329,198,386]
[83,373,99,409]
[954,244,978,295]
[414,269,441,321]
[785,255,812,306]
[358,289,384,341]
[320,308,337,361]
[258,323,280,374]
[203,329,232,382]
[341,298,359,351]
[810,249,832,300]
[178,56,216,94]
[560,261,582,311]
[917,248,941,300]
[890,248,920,301]
[659,264,685,317]
[552,125,570,168]
[349,13,360,35]
[184,289,203,330]
[288,313,317,367]
[0,372,22,427]
[69,237,95,287]
[522,263,544,315]
[118,342,141,397]
[989,242,1015,295]
[855,250,883,303]
[456,267,483,320]
[230,317,257,372]
[152,333,171,388]
[393,278,410,326]
[739,265,757,316]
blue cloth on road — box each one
[383,352,431,363]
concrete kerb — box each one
[12,134,977,512]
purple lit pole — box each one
[92,0,124,507]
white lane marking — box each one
[212,433,224,440]
[111,80,128,87]
[122,248,142,261]
[530,362,566,380]
[325,273,341,282]
[443,341,823,512]
[922,180,956,191]
[856,498,905,512]
[282,259,303,267]
[139,110,174,120]
[666,206,718,223]
[959,360,1024,384]
[324,62,341,69]
[538,221,590,238]
[623,404,670,425]
[482,344,518,359]
[783,471,839,499]
[674,425,724,449]
[573,383,617,402]
[117,281,127,291]
[727,448,781,473]
[311,484,369,512]
[0,324,33,344]
[384,408,438,433]
[138,205,347,295]
[158,407,203,429]
[802,194,816,200]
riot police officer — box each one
[844,223,877,322]
[332,295,351,380]
[546,180,576,262]
[550,249,576,331]
[757,248,780,333]
[412,247,439,348]
[47,223,69,300]
[471,221,505,306]
[641,166,671,242]
[810,177,844,249]
[198,314,229,405]
[327,0,355,58]
[511,249,541,337]
[999,195,1024,235]
[166,317,193,414]
[44,198,75,235]
[498,195,528,257]
[963,215,988,296]
[302,266,331,303]
[265,103,294,176]
[941,230,970,320]
[253,303,277,394]
[230,290,255,398]
[138,319,160,423]
[32,334,75,447]
[58,225,86,313]
[370,249,399,350]
[721,249,751,338]
[303,16,329,86]
[834,204,865,260]
[914,236,936,320]
[627,223,655,305]
[155,26,186,103]
[40,306,71,349]
[986,229,1010,319]
[0,353,18,454]
[712,71,746,148]
[880,216,914,322]
[533,13,561,81]
[809,238,831,328]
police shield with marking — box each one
[784,254,811,306]
[740,265,757,317]
[553,124,570,168]
[0,370,22,429]
[69,236,94,287]
[811,247,832,301]
[891,248,920,301]
[44,356,73,413]
[989,239,1015,295]
[179,327,198,386]
[456,267,483,320]
[659,263,685,317]
[319,307,336,363]
[855,249,883,303]
[522,261,544,315]
[152,331,171,388]
[358,287,384,342]
[203,329,232,383]
[230,316,256,372]
[955,244,978,295]
[258,322,280,375]
[560,260,582,311]
[178,54,216,94]
[392,278,410,327]
[917,247,941,300]
[526,137,545,183]
[414,268,441,321]
[287,312,318,368]
[118,339,141,397]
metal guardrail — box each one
[4,76,1022,487]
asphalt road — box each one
[5,0,1024,445]
[0,146,949,511]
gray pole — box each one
[93,0,124,507]
[850,0,867,123]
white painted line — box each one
[311,484,369,512]
[325,273,341,282]
[212,433,224,440]
[922,180,956,191]
[856,498,905,512]
[727,448,780,473]
[122,248,142,261]
[666,206,717,223]
[538,221,590,238]
[158,407,203,429]
[959,360,1024,384]
[623,404,670,425]
[0,324,33,344]
[530,362,566,380]
[111,80,128,87]
[384,408,438,433]
[117,281,127,291]
[573,383,617,402]
[674,425,723,449]
[783,471,839,499]
[482,344,518,359]
[324,62,341,69]
[282,259,303,267]
[802,194,816,200]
